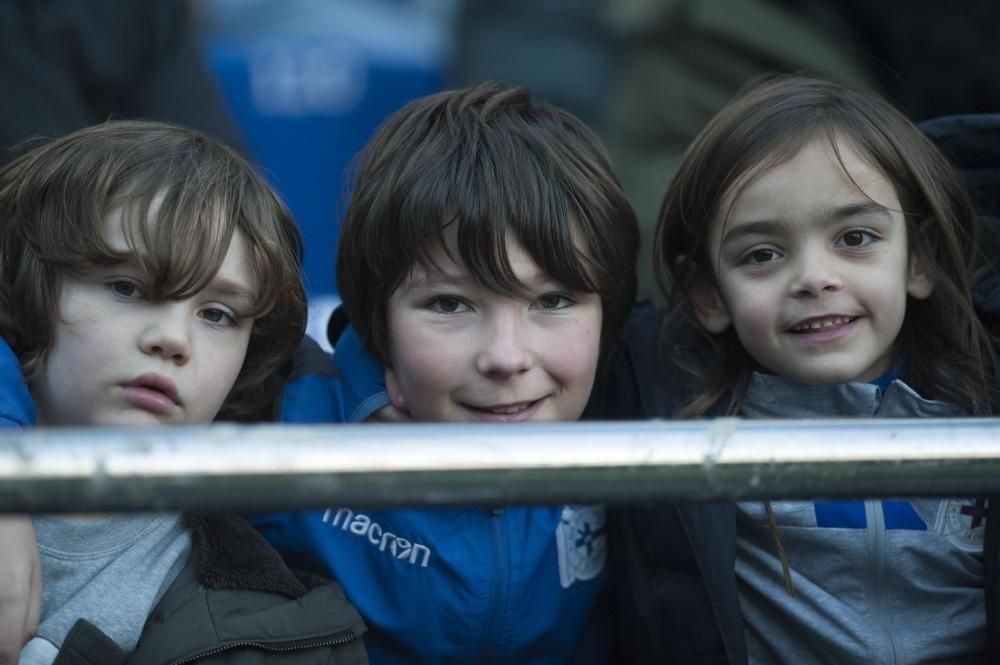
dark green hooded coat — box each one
[52,515,367,665]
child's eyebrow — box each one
[407,270,477,289]
[408,268,564,292]
[203,278,258,309]
[827,201,894,223]
[720,220,786,248]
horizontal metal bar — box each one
[1,418,999,512]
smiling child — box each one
[255,82,639,664]
[610,75,1000,664]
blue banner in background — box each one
[199,2,450,345]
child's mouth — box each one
[486,404,532,414]
[788,315,857,333]
[463,399,545,422]
[121,373,181,414]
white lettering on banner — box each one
[322,508,432,568]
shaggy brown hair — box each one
[0,120,306,420]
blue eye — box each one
[109,279,143,298]
[200,307,237,326]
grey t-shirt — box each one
[18,513,191,665]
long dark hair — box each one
[656,75,997,416]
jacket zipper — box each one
[865,500,902,664]
[476,508,509,664]
[169,628,361,665]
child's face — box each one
[693,136,935,384]
[31,214,258,426]
[384,233,603,423]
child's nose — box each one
[138,304,192,365]
[789,252,843,297]
[475,312,533,378]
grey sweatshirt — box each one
[18,513,191,665]
[735,374,986,665]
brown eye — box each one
[749,249,777,264]
[428,296,469,314]
[437,297,460,313]
[838,229,876,248]
[843,231,864,246]
[535,294,572,310]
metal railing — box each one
[1,418,999,512]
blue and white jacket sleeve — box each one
[0,338,34,428]
[276,327,389,425]
[333,324,390,423]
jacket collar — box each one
[741,373,965,419]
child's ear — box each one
[385,367,406,411]
[906,252,935,300]
[690,277,732,334]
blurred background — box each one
[3,0,997,346]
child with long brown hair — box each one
[609,75,1000,664]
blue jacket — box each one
[0,340,33,428]
[256,329,611,665]
[0,324,608,664]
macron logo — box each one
[322,508,432,568]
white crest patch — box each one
[556,505,607,589]
[913,498,987,553]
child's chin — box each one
[91,410,174,428]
